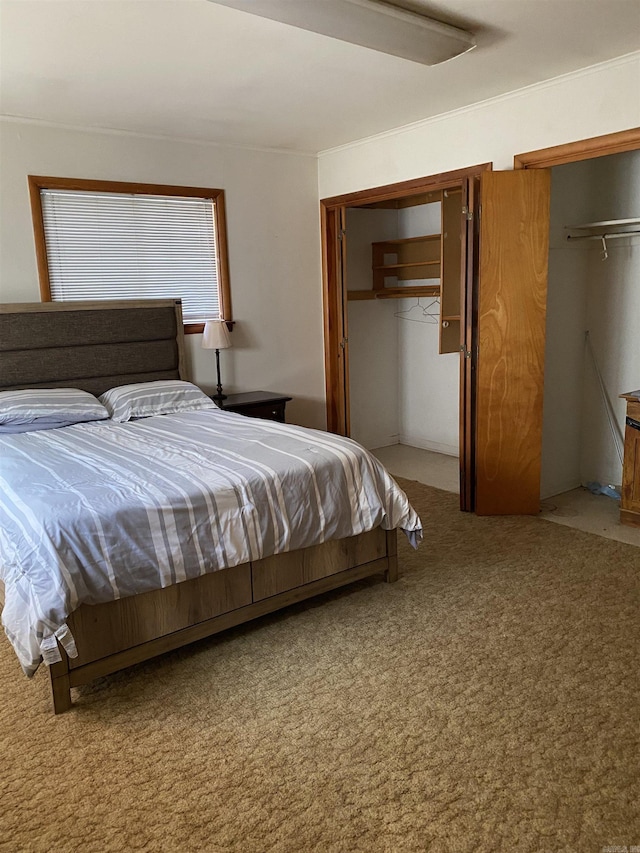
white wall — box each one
[0,120,326,428]
[541,151,640,497]
[318,54,640,197]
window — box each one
[28,176,232,332]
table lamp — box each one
[202,320,232,402]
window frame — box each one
[28,175,233,334]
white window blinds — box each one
[40,189,222,324]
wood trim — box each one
[27,175,233,324]
[185,321,235,336]
[27,176,53,301]
[513,128,640,170]
[339,207,351,437]
[28,175,230,198]
[459,175,480,512]
[213,188,233,323]
[321,163,492,209]
[321,204,347,434]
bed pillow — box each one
[0,388,109,431]
[99,380,218,423]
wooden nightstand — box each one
[218,391,292,423]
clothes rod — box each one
[566,217,640,229]
[566,230,640,242]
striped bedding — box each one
[0,408,421,675]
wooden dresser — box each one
[620,390,640,528]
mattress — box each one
[0,409,421,675]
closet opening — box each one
[321,164,491,512]
[516,127,640,535]
[346,190,461,493]
[540,149,640,532]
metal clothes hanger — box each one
[393,296,440,324]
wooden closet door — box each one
[474,170,551,515]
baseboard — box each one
[540,479,582,501]
[398,434,459,457]
[362,436,400,451]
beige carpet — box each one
[1,480,639,853]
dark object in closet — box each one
[626,416,640,432]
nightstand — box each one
[218,391,292,423]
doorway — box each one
[320,164,489,512]
[515,130,640,538]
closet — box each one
[541,149,640,514]
[345,189,462,457]
[323,135,640,517]
[322,164,551,515]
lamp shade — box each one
[202,320,232,350]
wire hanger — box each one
[394,296,440,324]
[600,235,608,261]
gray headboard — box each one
[0,299,188,396]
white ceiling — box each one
[1,0,639,154]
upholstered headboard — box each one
[0,299,188,396]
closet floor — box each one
[371,444,460,494]
[372,443,640,548]
[540,488,640,548]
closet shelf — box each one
[373,234,440,245]
[347,285,440,301]
[373,261,439,270]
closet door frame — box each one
[320,163,491,510]
[514,127,640,171]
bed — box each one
[0,299,421,713]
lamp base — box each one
[212,393,228,402]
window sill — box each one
[185,321,235,335]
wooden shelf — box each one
[349,192,462,355]
[373,261,440,270]
[372,234,441,291]
[348,285,440,301]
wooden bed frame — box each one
[0,299,398,713]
